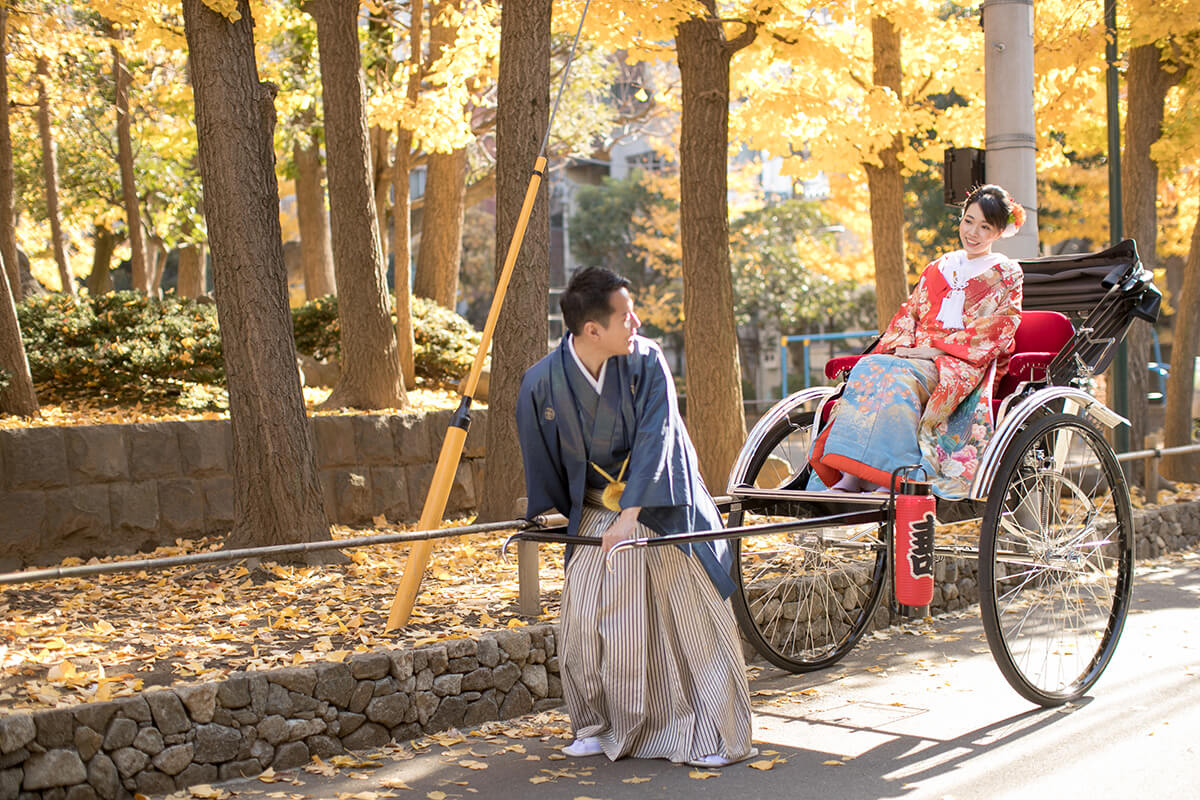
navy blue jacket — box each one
[515,335,735,598]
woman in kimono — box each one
[808,184,1026,498]
[516,267,756,768]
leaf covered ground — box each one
[0,519,563,713]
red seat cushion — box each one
[824,354,865,380]
[995,310,1074,402]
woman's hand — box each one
[602,506,642,553]
[893,345,945,360]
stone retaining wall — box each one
[0,410,488,571]
[0,625,558,800]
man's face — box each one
[591,287,640,357]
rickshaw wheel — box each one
[727,404,889,673]
[979,413,1134,706]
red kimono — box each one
[810,252,1023,497]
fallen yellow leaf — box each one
[458,759,488,770]
[748,758,780,771]
[688,769,721,779]
[822,760,845,766]
[622,776,653,784]
[46,661,80,683]
[379,779,412,789]
[430,732,467,747]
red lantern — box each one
[894,481,936,606]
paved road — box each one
[212,550,1200,800]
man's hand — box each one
[602,506,642,553]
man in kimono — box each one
[516,267,755,768]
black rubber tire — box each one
[728,408,889,673]
[979,413,1134,706]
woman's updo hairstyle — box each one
[964,184,1026,238]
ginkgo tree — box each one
[732,0,986,323]
[181,0,332,553]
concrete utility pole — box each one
[982,0,1038,258]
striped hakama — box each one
[558,492,754,764]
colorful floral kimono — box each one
[809,251,1023,498]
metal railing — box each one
[779,330,877,395]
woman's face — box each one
[959,202,1003,258]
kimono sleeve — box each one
[618,347,692,511]
[515,369,570,520]
[875,264,935,353]
[931,261,1023,367]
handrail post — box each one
[780,335,789,398]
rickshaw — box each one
[512,240,1160,708]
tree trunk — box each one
[112,42,149,294]
[308,0,406,410]
[392,0,422,390]
[182,0,331,551]
[372,124,391,270]
[0,268,37,417]
[17,252,43,298]
[87,225,116,296]
[674,1,748,490]
[1119,43,1182,475]
[479,0,551,521]
[1162,199,1200,481]
[394,129,417,389]
[866,15,907,328]
[0,6,20,302]
[36,57,73,298]
[414,148,467,309]
[146,235,166,298]
[177,243,206,299]
[295,133,338,298]
[293,134,336,299]
[413,0,467,311]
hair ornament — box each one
[1001,199,1026,239]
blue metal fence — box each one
[779,330,877,396]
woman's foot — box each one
[830,474,863,492]
[562,737,605,757]
[685,747,759,768]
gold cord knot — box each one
[591,455,630,511]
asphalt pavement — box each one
[208,548,1200,800]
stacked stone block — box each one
[0,410,488,571]
[0,626,559,800]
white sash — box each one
[934,250,1003,330]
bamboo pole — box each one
[385,0,592,631]
[386,156,547,631]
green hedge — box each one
[17,292,224,404]
[14,292,481,407]
[291,295,483,388]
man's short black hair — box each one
[560,267,631,335]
